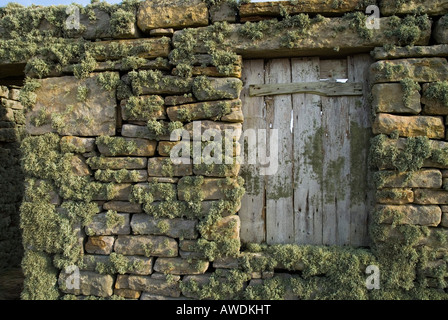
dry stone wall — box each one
[1,0,448,300]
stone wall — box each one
[0,85,24,270]
[1,0,448,300]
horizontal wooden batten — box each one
[249,81,363,97]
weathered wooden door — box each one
[239,54,374,247]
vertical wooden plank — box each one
[265,58,294,245]
[291,57,324,245]
[322,92,351,246]
[347,54,374,247]
[239,59,266,244]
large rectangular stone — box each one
[193,77,242,101]
[83,254,153,275]
[371,58,448,84]
[380,0,448,16]
[376,188,414,205]
[173,17,430,59]
[434,16,448,45]
[85,236,115,255]
[376,169,442,189]
[184,121,242,141]
[375,204,442,227]
[114,235,178,257]
[131,214,198,239]
[372,83,421,114]
[414,189,448,205]
[97,137,157,157]
[137,0,209,31]
[126,275,181,297]
[200,215,241,241]
[103,201,142,213]
[85,212,130,236]
[372,113,445,139]
[60,136,96,153]
[26,73,116,136]
[153,257,209,275]
[58,271,114,298]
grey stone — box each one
[60,136,96,153]
[147,157,193,177]
[131,214,198,239]
[58,270,114,298]
[434,15,448,44]
[153,257,209,275]
[127,275,181,297]
[375,204,442,227]
[85,213,130,236]
[103,201,142,213]
[193,77,243,101]
[97,137,157,157]
[114,235,178,257]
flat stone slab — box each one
[26,73,117,137]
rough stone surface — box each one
[422,83,448,115]
[210,3,237,23]
[173,17,430,59]
[114,235,178,257]
[380,0,448,16]
[0,86,8,98]
[376,204,442,227]
[201,215,241,241]
[193,77,243,101]
[85,236,115,255]
[85,213,130,236]
[92,183,132,201]
[134,76,193,95]
[126,274,181,297]
[97,138,157,157]
[442,212,448,227]
[372,113,445,139]
[91,39,170,61]
[372,83,421,114]
[121,124,180,141]
[26,73,116,136]
[131,214,198,239]
[414,189,448,205]
[239,0,368,17]
[434,15,448,45]
[147,157,193,177]
[178,177,240,200]
[137,0,208,31]
[58,270,114,297]
[103,201,142,213]
[83,254,153,275]
[61,136,96,153]
[377,170,442,189]
[153,257,209,275]
[372,45,448,60]
[376,188,414,205]
[70,155,91,177]
[371,58,448,84]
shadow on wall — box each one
[0,85,26,299]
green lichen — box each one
[96,136,137,156]
[123,95,164,121]
[424,81,448,107]
[385,14,431,46]
[369,134,431,172]
[400,78,420,108]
